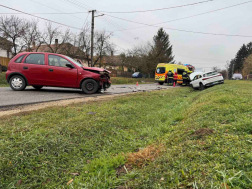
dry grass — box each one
[126,145,164,168]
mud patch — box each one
[190,128,215,139]
[116,164,133,177]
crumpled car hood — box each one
[83,67,111,74]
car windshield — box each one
[156,67,165,74]
[133,72,139,76]
[63,56,83,67]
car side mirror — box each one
[66,63,74,69]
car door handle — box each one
[49,69,53,72]
[23,66,28,70]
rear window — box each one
[15,54,26,63]
[206,72,218,77]
[24,54,45,65]
[156,67,165,74]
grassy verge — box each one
[110,77,154,85]
[0,81,251,188]
[0,72,8,87]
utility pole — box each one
[89,10,96,67]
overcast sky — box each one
[1,0,252,70]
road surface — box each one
[0,84,174,108]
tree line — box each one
[228,42,252,79]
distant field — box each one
[0,72,8,87]
[110,77,154,85]
[0,81,251,188]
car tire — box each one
[159,82,164,85]
[199,83,205,91]
[9,75,26,91]
[81,79,99,94]
[32,85,43,90]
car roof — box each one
[16,52,65,56]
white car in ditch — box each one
[190,71,224,90]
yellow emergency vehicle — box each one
[155,63,191,85]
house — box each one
[0,37,12,58]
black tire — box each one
[159,82,164,85]
[32,85,43,90]
[81,79,99,94]
[199,83,205,91]
[9,75,26,91]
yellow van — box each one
[155,63,191,85]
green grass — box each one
[0,81,252,188]
[110,77,154,85]
[0,72,8,87]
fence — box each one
[0,57,11,67]
[0,57,11,72]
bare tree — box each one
[78,27,91,66]
[0,16,28,56]
[212,66,221,72]
[22,20,42,52]
[93,30,113,67]
[42,23,71,53]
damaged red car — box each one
[6,52,111,94]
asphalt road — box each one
[0,84,173,108]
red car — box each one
[6,52,111,94]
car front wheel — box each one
[81,79,99,94]
[199,83,205,91]
[9,75,26,91]
[159,82,164,85]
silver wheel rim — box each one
[11,77,23,89]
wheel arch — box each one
[7,72,29,85]
[79,77,99,89]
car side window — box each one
[193,76,198,81]
[15,54,26,63]
[48,55,73,68]
[24,54,45,65]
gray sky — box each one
[1,0,252,70]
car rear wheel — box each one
[81,79,99,94]
[158,82,164,85]
[32,86,43,90]
[9,75,26,91]
[199,83,205,91]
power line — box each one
[0,12,89,15]
[0,4,82,30]
[29,0,84,21]
[82,12,90,29]
[100,0,214,14]
[104,6,252,38]
[110,0,252,32]
[60,0,138,47]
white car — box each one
[232,73,243,80]
[190,71,224,90]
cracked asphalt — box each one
[0,84,174,108]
